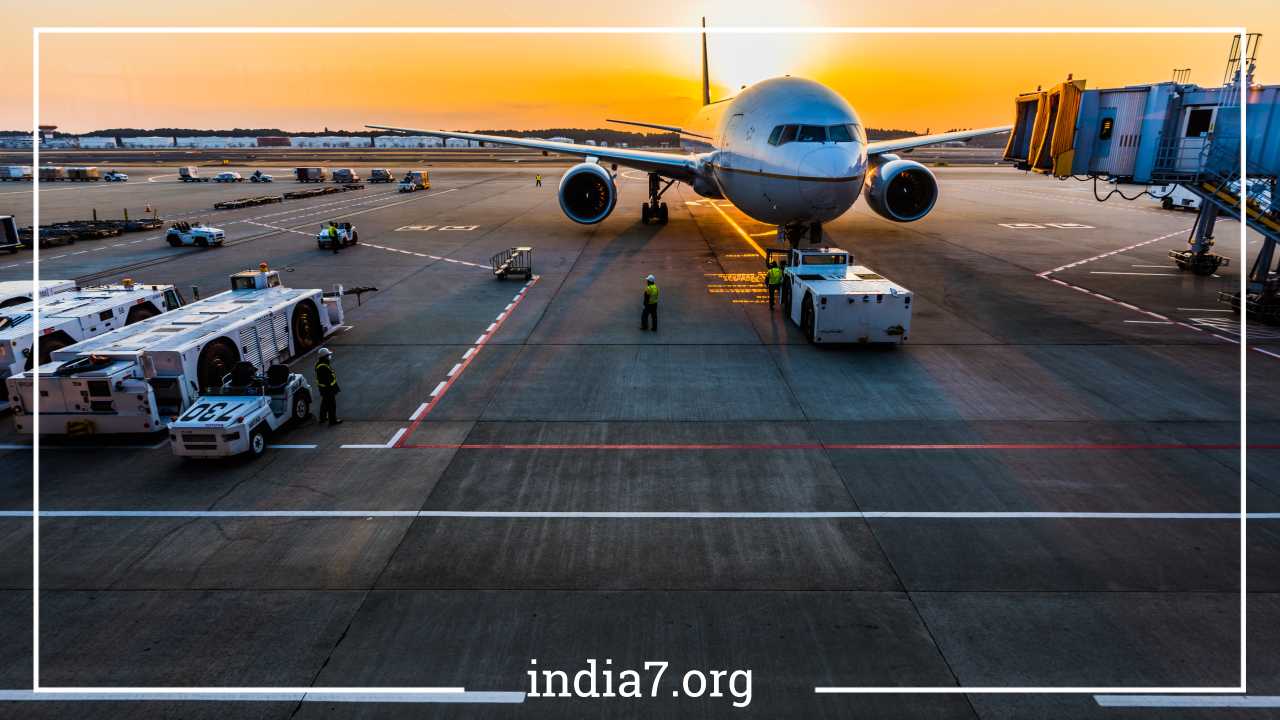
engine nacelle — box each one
[558,162,618,224]
[863,156,938,222]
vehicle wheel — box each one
[196,237,208,248]
[291,301,322,354]
[196,338,239,391]
[249,426,267,457]
[166,234,181,247]
[350,231,358,245]
[292,393,311,423]
[33,335,71,368]
[125,302,160,324]
[801,295,816,343]
[1162,197,1174,210]
[659,203,669,224]
[641,203,651,224]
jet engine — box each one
[863,156,938,222]
[557,162,618,224]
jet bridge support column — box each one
[1169,202,1229,276]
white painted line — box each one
[266,444,317,449]
[495,312,507,322]
[475,335,488,345]
[410,402,430,421]
[1255,347,1280,360]
[1178,307,1233,312]
[0,690,522,704]
[385,428,407,448]
[1088,271,1180,276]
[486,323,497,333]
[1096,695,1280,708]
[447,363,462,377]
[462,348,476,360]
[14,510,1274,520]
[430,381,447,397]
[1124,320,1174,324]
[340,444,391,449]
[504,303,514,311]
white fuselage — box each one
[680,76,869,226]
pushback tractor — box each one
[169,361,313,458]
[1,281,183,412]
[8,265,344,435]
[773,247,912,344]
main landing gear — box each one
[641,172,673,225]
[778,222,824,249]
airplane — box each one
[369,19,1010,248]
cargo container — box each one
[0,166,32,181]
[178,166,211,183]
[65,167,101,182]
[331,168,361,183]
[368,168,395,183]
[295,167,328,183]
[38,166,67,182]
[0,216,18,254]
[398,170,430,192]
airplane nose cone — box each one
[798,146,863,212]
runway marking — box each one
[1089,271,1181,276]
[397,442,1272,451]
[396,276,539,446]
[410,402,430,421]
[10,510,1276,520]
[1178,307,1233,312]
[266,444,317,449]
[706,200,768,258]
[1124,320,1174,324]
[241,220,311,236]
[1039,228,1189,275]
[0,690,520,705]
[340,428,406,450]
[362,242,489,269]
[1095,696,1280,708]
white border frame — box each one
[30,24,1248,698]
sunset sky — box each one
[6,1,1278,135]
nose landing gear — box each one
[778,222,825,249]
[641,172,673,225]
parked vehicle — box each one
[332,168,361,183]
[103,171,129,182]
[214,171,243,183]
[169,362,312,458]
[398,170,430,192]
[315,222,358,250]
[249,170,274,183]
[165,221,225,247]
[368,168,395,183]
[295,167,327,183]
[179,166,210,182]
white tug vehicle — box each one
[775,247,913,344]
[169,360,312,458]
[8,264,343,435]
[165,221,225,248]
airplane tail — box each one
[701,17,710,106]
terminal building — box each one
[374,135,443,148]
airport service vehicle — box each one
[316,222,358,250]
[169,361,312,458]
[0,281,183,405]
[103,171,129,182]
[368,168,395,183]
[774,247,912,344]
[398,170,429,192]
[66,167,101,182]
[0,166,32,181]
[0,216,19,254]
[332,168,361,183]
[179,166,211,183]
[249,170,274,183]
[295,167,328,183]
[214,171,243,183]
[1152,184,1201,211]
[0,279,77,308]
[165,221,225,248]
[8,265,344,435]
[369,19,1007,246]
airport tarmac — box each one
[0,164,1276,718]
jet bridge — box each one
[1004,34,1279,320]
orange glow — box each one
[5,1,1277,134]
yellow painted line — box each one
[708,201,768,258]
[748,230,776,237]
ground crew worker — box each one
[641,274,659,332]
[327,223,340,255]
[535,174,542,187]
[765,261,783,309]
[315,348,342,426]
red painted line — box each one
[394,276,540,447]
[398,442,1275,451]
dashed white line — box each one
[430,381,447,397]
[447,363,462,377]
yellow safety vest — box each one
[645,284,659,304]
[766,267,782,285]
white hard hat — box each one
[646,274,656,282]
[318,348,332,358]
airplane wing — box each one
[366,124,700,181]
[867,126,1012,156]
[606,118,712,141]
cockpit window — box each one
[778,125,798,145]
[796,125,825,142]
[828,124,855,142]
[767,126,784,145]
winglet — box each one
[701,17,711,106]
